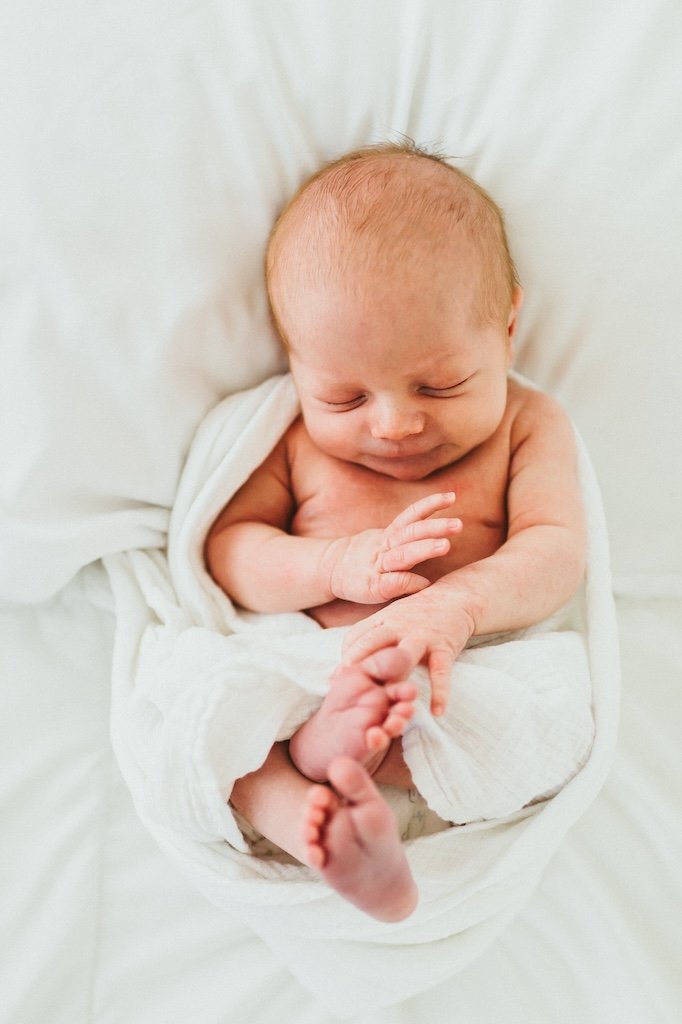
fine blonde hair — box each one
[266,139,519,344]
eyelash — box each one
[324,396,366,409]
[423,376,472,395]
[323,389,462,409]
[324,385,464,410]
[421,386,459,398]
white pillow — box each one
[2,1,680,601]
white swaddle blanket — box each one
[104,372,620,1017]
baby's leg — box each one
[230,742,314,863]
[288,648,417,782]
[230,744,417,922]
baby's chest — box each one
[291,452,510,572]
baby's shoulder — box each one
[282,414,306,445]
[506,378,575,459]
[281,414,314,464]
[507,377,571,432]
[281,415,332,489]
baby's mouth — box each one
[371,445,433,461]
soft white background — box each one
[2,0,681,600]
[1,1,680,1022]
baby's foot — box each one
[303,756,418,922]
[289,648,417,783]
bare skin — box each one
[208,154,586,922]
[304,756,418,922]
[289,647,418,782]
[230,649,419,922]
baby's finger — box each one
[396,636,428,669]
[375,571,431,601]
[360,647,414,683]
[387,516,462,549]
[428,647,454,716]
[382,536,452,572]
[342,624,399,664]
[389,492,455,530]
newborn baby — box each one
[205,141,586,922]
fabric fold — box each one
[104,371,619,1017]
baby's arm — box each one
[205,436,324,611]
[343,392,586,712]
[205,434,461,613]
[441,390,586,630]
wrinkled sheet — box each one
[2,0,681,1019]
[2,567,678,1024]
[102,373,617,1015]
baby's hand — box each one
[341,585,475,715]
[325,492,461,606]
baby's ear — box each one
[506,286,524,357]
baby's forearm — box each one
[436,524,586,635]
[207,521,337,612]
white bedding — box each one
[2,0,681,603]
[101,371,612,1015]
[2,568,679,1023]
[2,0,681,1020]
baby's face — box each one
[283,258,521,482]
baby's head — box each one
[266,140,519,348]
[265,142,523,479]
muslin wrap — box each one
[104,371,619,1017]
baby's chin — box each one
[356,448,458,481]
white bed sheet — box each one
[2,0,681,603]
[2,0,681,1019]
[2,563,679,1024]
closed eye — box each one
[420,375,473,397]
[320,395,366,410]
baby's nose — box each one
[369,400,425,440]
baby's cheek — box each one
[460,403,501,445]
[311,422,357,459]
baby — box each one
[205,141,586,922]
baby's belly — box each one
[292,450,508,630]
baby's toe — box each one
[304,820,321,842]
[366,725,390,751]
[384,707,415,737]
[305,841,326,869]
[306,784,334,812]
[384,681,418,702]
[307,806,326,826]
